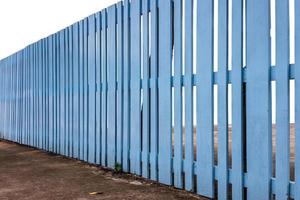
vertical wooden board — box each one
[142,0,150,179]
[95,12,102,165]
[231,0,244,199]
[36,43,40,147]
[49,35,54,152]
[173,0,183,189]
[101,11,108,166]
[218,0,229,198]
[83,19,89,162]
[130,0,142,175]
[88,14,97,164]
[275,0,290,199]
[123,0,130,172]
[107,5,117,168]
[73,23,80,159]
[79,21,85,160]
[69,27,74,157]
[38,41,42,148]
[196,0,214,197]
[150,0,158,181]
[23,50,26,144]
[59,30,66,155]
[184,0,194,191]
[43,39,47,150]
[295,0,300,198]
[117,1,124,168]
[158,0,172,185]
[54,34,59,154]
[31,44,35,147]
[46,38,50,151]
[246,0,272,199]
[65,29,70,156]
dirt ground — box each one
[0,140,206,200]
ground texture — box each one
[0,140,206,200]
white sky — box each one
[0,0,119,60]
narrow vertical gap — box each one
[272,80,276,178]
[290,79,295,181]
[214,84,218,166]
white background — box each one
[0,0,118,60]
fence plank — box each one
[88,14,97,164]
[184,0,194,191]
[48,35,54,153]
[66,28,71,157]
[196,0,214,197]
[130,0,142,176]
[123,0,130,172]
[158,0,172,185]
[218,0,229,198]
[173,0,183,189]
[246,0,272,199]
[295,0,300,198]
[95,13,102,165]
[231,0,244,199]
[117,2,124,167]
[101,11,108,166]
[83,19,89,162]
[142,0,150,179]
[59,31,66,156]
[73,23,80,159]
[107,6,117,168]
[54,34,59,154]
[150,0,158,181]
[275,0,290,199]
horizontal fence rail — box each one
[0,0,299,199]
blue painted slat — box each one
[123,0,130,172]
[95,13,102,165]
[130,0,142,176]
[275,0,290,199]
[158,0,172,185]
[117,2,124,166]
[88,14,97,164]
[295,0,300,198]
[69,28,73,156]
[184,0,194,191]
[142,0,150,179]
[246,0,272,199]
[45,38,50,150]
[101,11,108,166]
[231,0,244,198]
[54,34,59,154]
[79,21,84,160]
[72,23,80,159]
[49,35,54,152]
[59,31,66,156]
[65,29,70,157]
[173,0,183,188]
[218,0,229,198]
[107,6,117,168]
[196,0,214,197]
[29,44,34,148]
[83,19,88,162]
[41,39,45,150]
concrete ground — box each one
[0,140,206,200]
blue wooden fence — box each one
[0,0,299,199]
